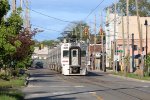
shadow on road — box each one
[87,72,104,77]
[26,97,76,100]
[31,73,54,78]
[25,86,149,100]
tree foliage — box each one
[59,21,89,42]
[0,0,39,71]
[107,0,150,17]
[0,0,10,22]
[41,40,56,46]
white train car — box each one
[48,42,88,75]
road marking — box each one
[74,85,84,87]
[142,86,149,88]
[28,85,84,88]
[52,91,71,95]
[26,91,73,98]
[89,92,103,100]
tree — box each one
[41,40,56,46]
[0,0,10,23]
[107,0,150,17]
[0,7,23,68]
[60,21,89,42]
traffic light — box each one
[39,43,44,50]
[83,26,89,37]
[100,27,103,36]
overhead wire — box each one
[22,0,76,24]
[84,0,105,20]
[32,24,62,32]
[22,0,119,35]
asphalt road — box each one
[22,68,150,100]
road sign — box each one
[117,50,124,53]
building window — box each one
[142,47,144,51]
[134,45,138,50]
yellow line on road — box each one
[90,92,103,100]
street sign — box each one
[117,50,124,53]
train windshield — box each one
[81,50,86,57]
[73,50,77,57]
[63,50,69,57]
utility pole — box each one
[132,33,134,72]
[135,0,144,76]
[121,9,126,75]
[100,12,105,72]
[113,2,117,72]
[94,15,97,70]
[144,20,148,63]
[12,0,16,12]
[126,0,130,72]
[144,20,148,70]
[20,0,23,8]
[25,0,31,32]
[80,22,83,41]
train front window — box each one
[73,50,77,57]
[63,50,69,57]
[81,50,86,57]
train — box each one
[48,41,88,75]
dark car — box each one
[35,62,43,68]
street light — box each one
[144,20,148,60]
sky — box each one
[20,0,118,41]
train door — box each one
[69,46,81,74]
[71,49,78,65]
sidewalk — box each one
[89,69,150,83]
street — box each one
[23,68,150,100]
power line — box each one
[22,0,75,24]
[32,24,62,32]
[84,0,105,20]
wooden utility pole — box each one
[126,0,130,72]
[80,22,83,41]
[12,0,16,12]
[20,0,23,8]
[121,9,126,74]
[25,0,30,31]
[94,15,97,70]
[100,12,105,72]
[113,2,117,72]
[135,0,144,76]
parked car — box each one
[35,62,43,68]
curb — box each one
[24,73,30,86]
[108,74,150,83]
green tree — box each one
[60,21,89,42]
[41,40,56,46]
[0,0,10,23]
[0,8,23,68]
[107,0,150,17]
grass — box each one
[113,72,150,81]
[0,89,24,100]
[0,74,27,100]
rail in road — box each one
[23,68,150,100]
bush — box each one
[12,70,18,77]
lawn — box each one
[113,72,150,81]
[0,75,27,100]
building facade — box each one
[105,14,150,71]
